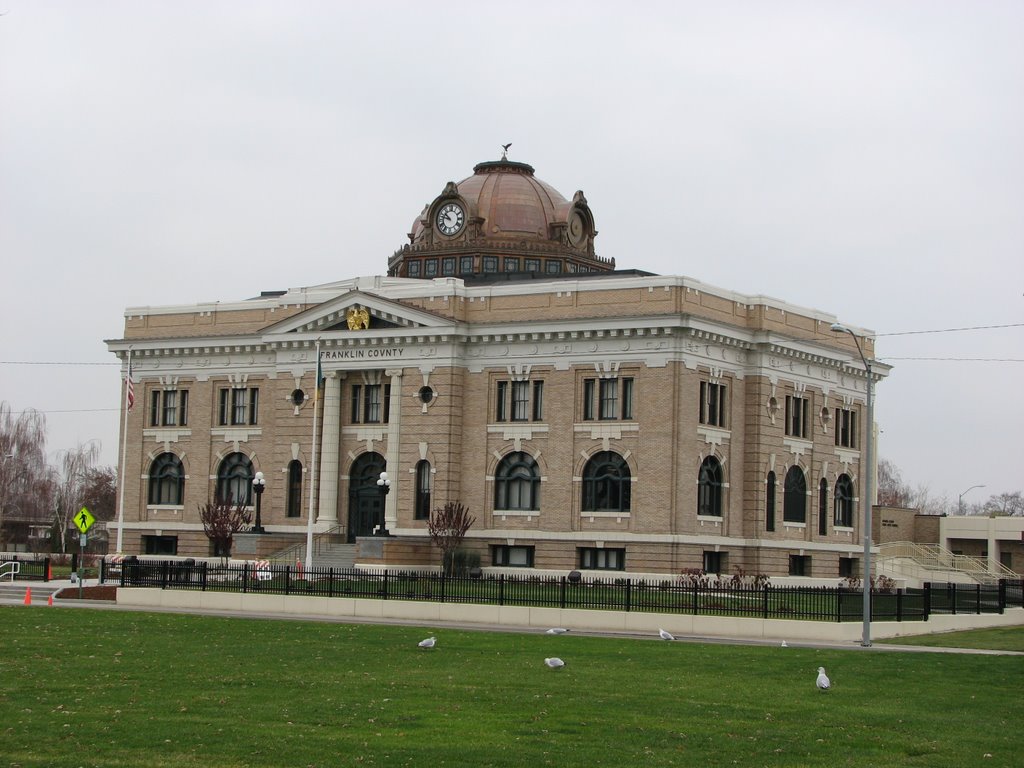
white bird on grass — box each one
[546,628,570,635]
[418,636,436,649]
[659,628,675,641]
[544,657,565,669]
[816,667,831,690]
[781,641,788,648]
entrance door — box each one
[347,452,386,541]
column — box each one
[317,373,342,524]
[384,368,403,532]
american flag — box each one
[126,360,135,412]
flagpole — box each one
[305,339,322,570]
[115,347,133,553]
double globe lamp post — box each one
[251,471,266,534]
[830,323,874,648]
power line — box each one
[879,357,1024,362]
[873,322,1024,337]
[0,361,118,366]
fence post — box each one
[692,581,699,616]
[764,583,771,620]
[329,568,334,598]
[201,562,208,591]
[975,583,981,615]
[625,579,632,612]
[99,558,106,584]
[242,565,248,593]
[499,573,505,606]
[382,569,389,599]
[285,565,291,596]
[559,576,567,609]
[923,582,930,620]
[440,571,446,603]
[160,561,169,590]
[896,588,903,622]
[998,579,1006,614]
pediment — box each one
[261,290,454,338]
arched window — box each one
[783,465,806,524]
[286,460,303,518]
[148,453,184,505]
[818,478,828,535]
[494,452,540,511]
[834,474,855,528]
[766,471,776,531]
[415,460,432,520]
[582,451,631,512]
[697,456,723,517]
[217,452,253,506]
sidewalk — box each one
[4,577,1022,655]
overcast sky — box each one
[1,1,1021,509]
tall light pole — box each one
[958,484,985,515]
[251,471,266,534]
[375,471,391,536]
[831,323,874,648]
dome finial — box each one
[501,142,511,160]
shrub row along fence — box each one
[99,558,1024,623]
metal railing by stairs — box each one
[877,540,1016,585]
[266,526,356,570]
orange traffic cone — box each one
[47,561,52,580]
[23,587,31,606]
[48,594,54,607]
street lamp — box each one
[375,471,391,536]
[830,323,874,648]
[958,484,985,515]
[251,471,266,534]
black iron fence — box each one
[0,556,50,581]
[99,558,1024,623]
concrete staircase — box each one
[877,541,1016,586]
[267,527,356,571]
[0,581,64,603]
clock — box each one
[568,210,586,246]
[436,202,465,236]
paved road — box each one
[3,578,1023,656]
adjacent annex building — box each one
[107,157,889,579]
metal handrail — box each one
[268,525,347,564]
[0,561,21,581]
[878,541,1016,582]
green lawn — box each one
[885,625,1024,652]
[1,607,1021,768]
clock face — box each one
[568,210,586,245]
[436,202,465,236]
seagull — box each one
[544,657,565,669]
[659,628,675,641]
[781,641,788,648]
[546,628,570,635]
[418,636,436,649]
[816,667,831,690]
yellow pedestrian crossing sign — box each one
[74,507,95,534]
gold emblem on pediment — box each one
[346,307,370,330]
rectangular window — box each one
[460,255,474,274]
[785,395,810,439]
[408,260,421,277]
[442,257,456,275]
[835,408,858,448]
[495,379,544,422]
[219,387,257,426]
[583,377,634,421]
[546,260,561,273]
[525,258,540,272]
[351,384,390,424]
[700,381,727,428]
[492,545,534,567]
[579,547,625,571]
[152,389,189,427]
[143,535,178,556]
[703,551,726,574]
[424,258,438,277]
[482,256,498,273]
[511,381,529,421]
[839,557,857,578]
[789,554,811,576]
[504,257,520,272]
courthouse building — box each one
[107,156,888,578]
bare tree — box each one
[877,458,913,507]
[0,402,50,548]
[51,441,102,553]
[198,496,252,563]
[985,491,1024,517]
[426,501,476,575]
[81,466,117,521]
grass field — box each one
[1,607,1022,767]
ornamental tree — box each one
[426,501,476,576]
[198,495,252,563]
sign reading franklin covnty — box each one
[320,348,406,360]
